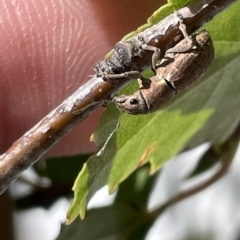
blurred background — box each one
[1,142,240,240]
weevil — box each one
[94,12,194,81]
[112,30,214,114]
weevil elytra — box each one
[94,12,193,81]
[112,30,214,114]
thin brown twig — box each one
[0,0,237,194]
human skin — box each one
[0,0,164,157]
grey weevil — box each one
[94,12,194,81]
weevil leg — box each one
[141,44,161,73]
[167,12,196,54]
[72,102,99,115]
[137,35,161,73]
[102,70,143,81]
[177,12,193,47]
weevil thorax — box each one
[139,77,176,113]
[111,39,143,73]
[94,46,130,78]
[94,38,144,78]
[113,90,149,114]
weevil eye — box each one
[130,98,138,105]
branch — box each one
[0,0,236,194]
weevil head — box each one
[93,58,126,79]
[113,91,149,114]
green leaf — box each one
[58,204,150,240]
[108,108,213,192]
